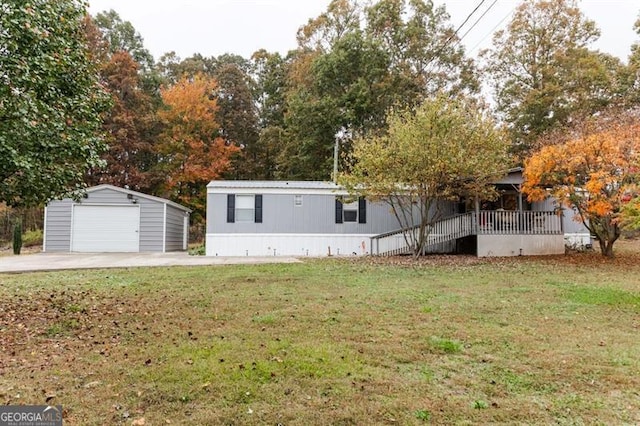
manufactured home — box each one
[205,180,418,257]
[206,170,590,257]
[44,185,191,253]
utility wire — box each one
[423,0,488,69]
[456,0,499,46]
[468,6,515,54]
[443,0,487,50]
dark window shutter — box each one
[227,194,235,223]
[335,197,343,224]
[358,197,366,224]
[254,194,263,223]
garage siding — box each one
[165,205,187,251]
[44,201,73,252]
[138,199,164,252]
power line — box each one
[445,0,487,50]
[456,0,499,46]
[423,0,489,69]
[467,6,515,54]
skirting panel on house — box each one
[564,233,592,249]
[206,234,373,257]
[477,234,565,257]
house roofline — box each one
[207,180,342,190]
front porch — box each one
[369,168,570,257]
[370,210,564,257]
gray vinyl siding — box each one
[44,200,73,252]
[165,205,187,251]
[207,193,417,235]
[533,198,590,234]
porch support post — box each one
[518,184,523,211]
[474,195,480,234]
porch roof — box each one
[491,167,523,185]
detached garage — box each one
[44,185,191,253]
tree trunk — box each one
[603,241,614,258]
[594,218,620,258]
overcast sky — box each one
[87,0,639,63]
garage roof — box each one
[85,185,191,213]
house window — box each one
[294,195,303,207]
[343,200,358,222]
[227,194,262,223]
[335,197,366,224]
[235,195,255,222]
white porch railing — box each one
[370,213,474,256]
[370,211,562,256]
[476,210,562,235]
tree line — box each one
[1,0,640,254]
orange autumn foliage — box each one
[523,114,640,256]
[158,74,238,220]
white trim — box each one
[209,187,349,196]
[162,203,167,253]
[183,215,189,250]
[71,203,138,207]
[42,205,48,252]
[69,204,75,252]
[83,184,191,212]
[209,233,375,237]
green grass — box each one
[564,286,640,310]
[427,336,463,354]
[1,252,640,425]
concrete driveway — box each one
[0,252,301,273]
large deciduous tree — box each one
[621,14,640,106]
[157,75,238,221]
[0,0,110,207]
[365,0,478,100]
[482,0,618,158]
[209,55,260,179]
[282,0,478,180]
[87,51,159,192]
[340,95,510,257]
[522,111,640,257]
[251,50,289,179]
[283,30,390,179]
[93,9,154,72]
[83,15,160,193]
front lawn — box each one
[1,248,639,424]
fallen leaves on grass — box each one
[0,288,151,373]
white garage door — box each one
[72,205,140,252]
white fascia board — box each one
[207,187,350,196]
[42,205,48,252]
[206,233,377,237]
[85,184,191,212]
